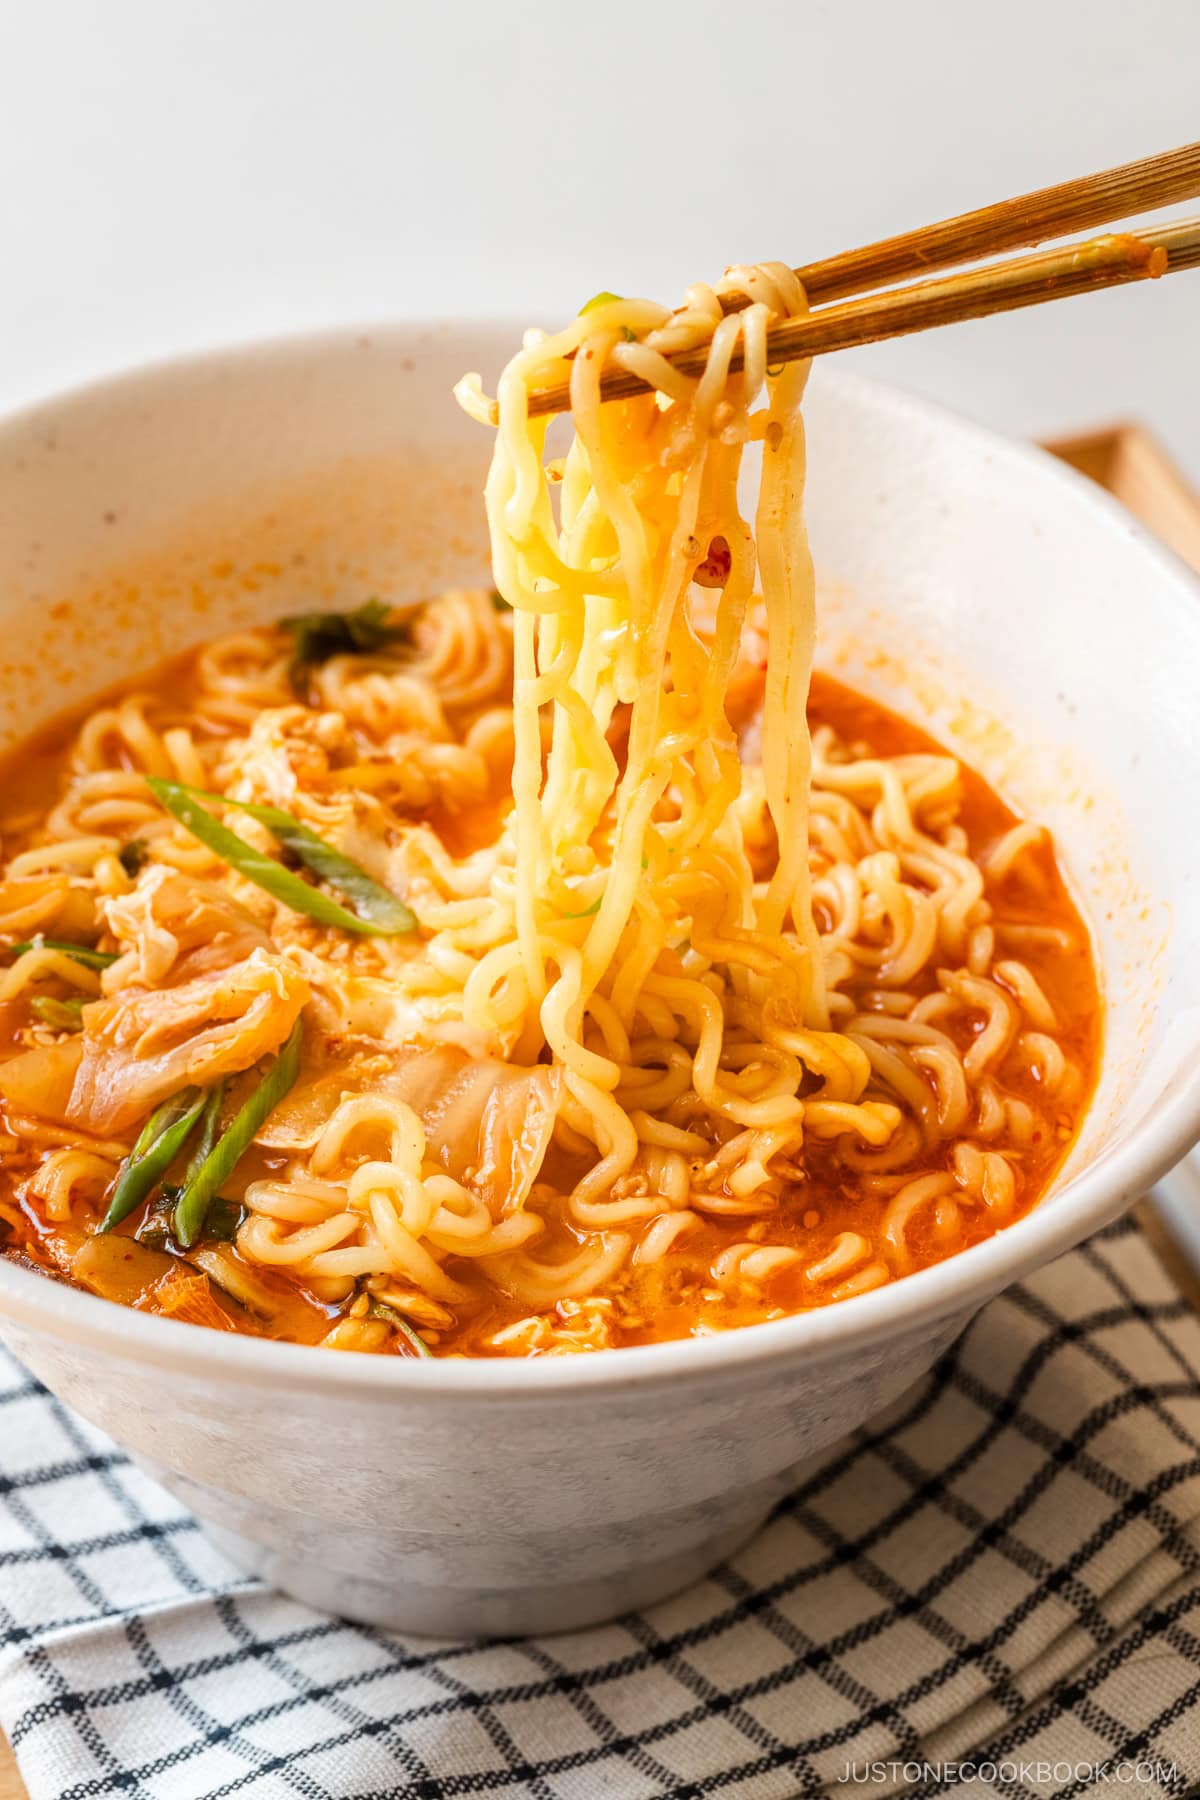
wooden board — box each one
[0,1743,19,1800]
[1050,422,1200,1313]
[1043,421,1200,572]
[1,421,1197,1799]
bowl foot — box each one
[200,1509,772,1640]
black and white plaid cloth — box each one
[2,1216,1199,1800]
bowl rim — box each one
[1,318,1199,1400]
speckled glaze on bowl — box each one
[1,326,1199,1638]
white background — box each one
[2,0,1198,477]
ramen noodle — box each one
[0,272,1100,1357]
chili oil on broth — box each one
[0,607,1100,1359]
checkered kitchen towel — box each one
[2,1217,1200,1800]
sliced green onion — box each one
[185,1082,226,1181]
[147,779,415,936]
[280,599,413,685]
[135,1198,175,1251]
[118,838,149,877]
[562,895,603,920]
[577,290,636,342]
[10,938,118,970]
[143,1082,226,1241]
[99,1087,207,1233]
[203,1197,247,1244]
[149,1178,242,1246]
[217,794,414,932]
[579,289,623,313]
[172,1020,303,1248]
[30,995,85,1032]
[368,1297,433,1358]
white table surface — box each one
[2,0,1199,479]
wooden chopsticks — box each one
[729,138,1200,311]
[524,141,1200,419]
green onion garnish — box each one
[152,1168,242,1247]
[203,1197,247,1244]
[154,1188,244,1245]
[368,1297,433,1358]
[99,1087,208,1233]
[280,599,413,686]
[172,1020,303,1248]
[184,1082,226,1182]
[146,779,415,936]
[578,291,636,342]
[579,290,623,313]
[30,995,85,1032]
[135,1193,176,1250]
[118,839,149,877]
[9,938,118,970]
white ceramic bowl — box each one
[1,325,1199,1639]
